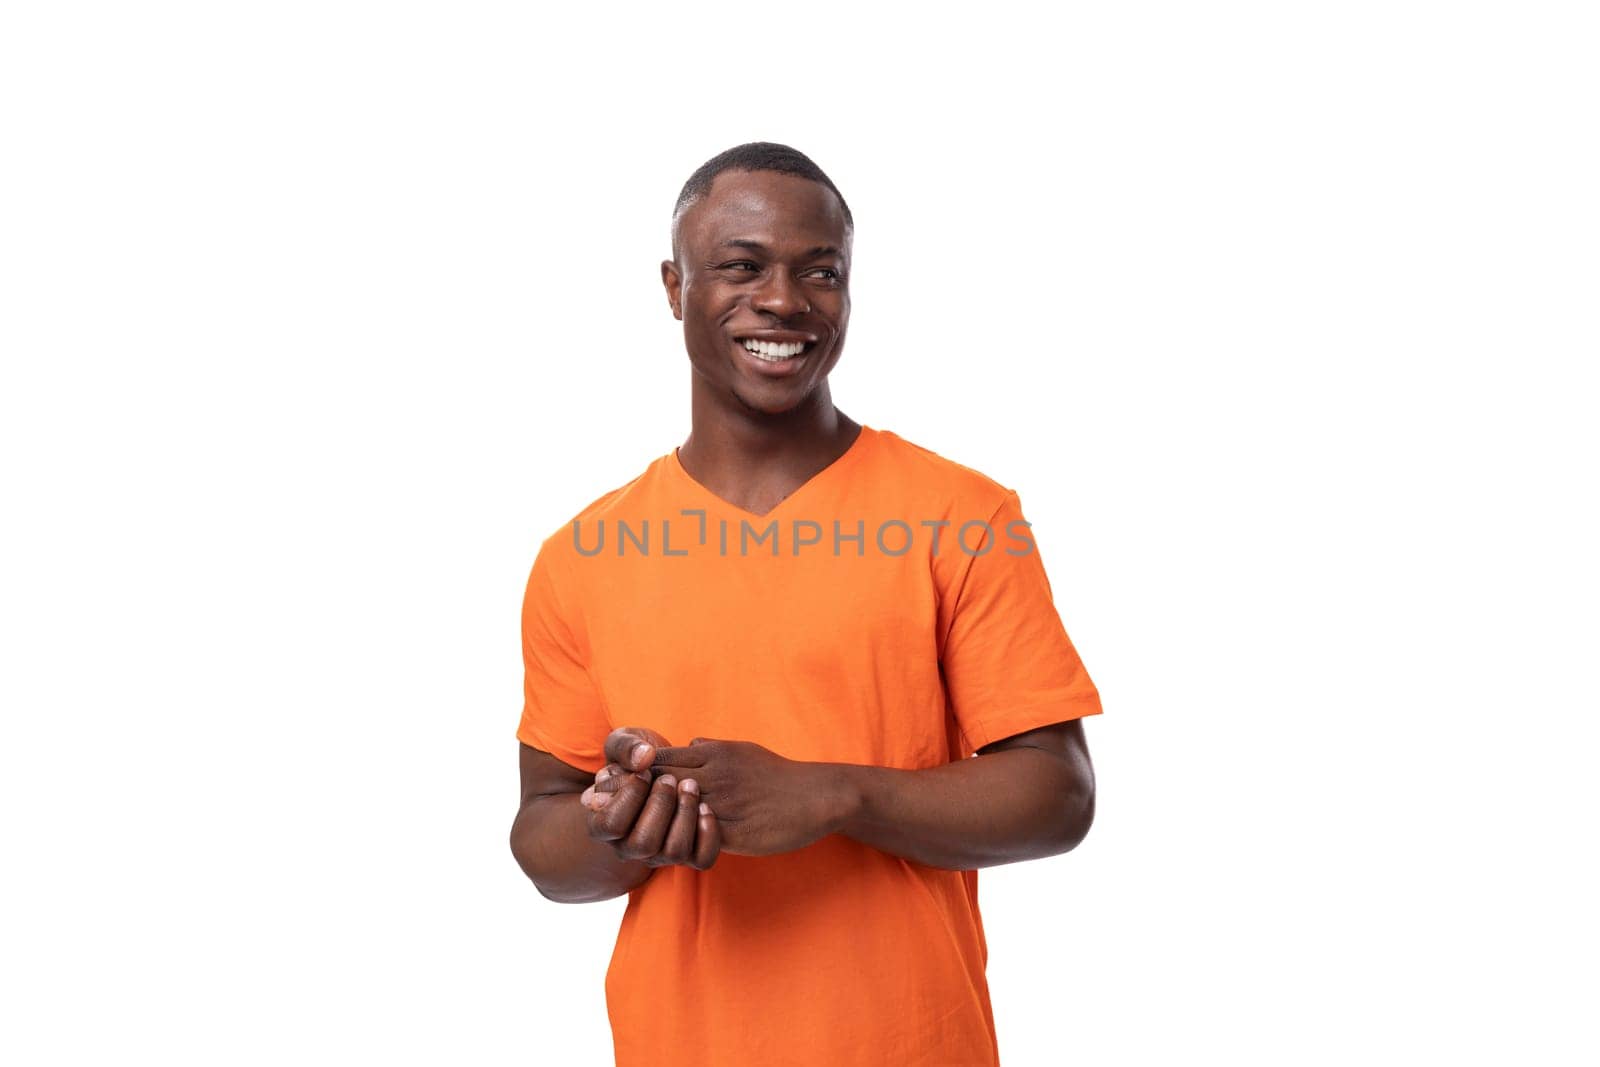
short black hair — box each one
[672,142,853,232]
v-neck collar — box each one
[668,425,876,521]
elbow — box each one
[536,881,625,905]
[1054,775,1096,855]
[509,808,560,899]
[510,806,643,905]
[535,882,582,905]
[511,832,580,904]
[509,821,538,887]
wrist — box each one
[817,762,865,837]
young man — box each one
[509,142,1102,1066]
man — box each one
[509,142,1102,1066]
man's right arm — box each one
[509,743,657,904]
[511,730,722,902]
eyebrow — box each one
[720,239,842,259]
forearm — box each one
[829,746,1094,870]
[510,793,656,903]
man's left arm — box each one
[833,485,1100,869]
[640,718,1095,868]
[825,717,1095,869]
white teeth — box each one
[741,339,809,361]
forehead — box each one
[681,170,850,254]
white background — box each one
[2,2,1595,1064]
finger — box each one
[649,745,708,770]
[655,778,701,866]
[591,763,639,804]
[602,729,654,772]
[615,773,680,861]
[592,772,650,807]
[586,774,652,842]
[690,800,721,870]
[604,727,672,774]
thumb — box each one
[626,733,658,771]
[606,726,671,771]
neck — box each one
[677,378,862,496]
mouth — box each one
[739,338,813,362]
[730,332,819,378]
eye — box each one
[806,267,842,283]
[718,261,759,273]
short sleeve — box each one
[940,490,1103,754]
[516,539,611,774]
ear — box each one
[660,259,683,320]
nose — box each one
[752,269,810,319]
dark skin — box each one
[582,720,1095,870]
[510,168,1096,900]
[662,168,860,517]
[510,728,719,903]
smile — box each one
[741,339,811,362]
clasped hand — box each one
[580,727,844,868]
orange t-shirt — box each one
[517,425,1103,1066]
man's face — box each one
[662,170,852,417]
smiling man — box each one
[509,142,1103,1066]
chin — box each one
[733,384,813,417]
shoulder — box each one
[529,456,666,567]
[869,427,1017,516]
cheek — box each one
[686,307,732,344]
[685,282,735,313]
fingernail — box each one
[580,787,594,805]
[658,774,676,788]
[699,802,711,816]
[682,778,698,795]
[597,767,614,780]
[632,742,651,765]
